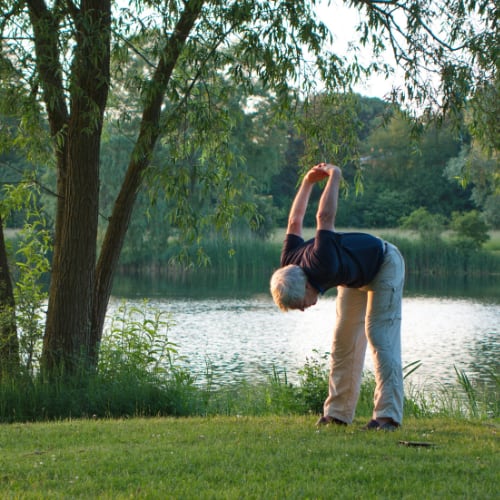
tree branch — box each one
[26,0,69,137]
[356,0,467,56]
[93,0,207,342]
[112,29,156,69]
[0,161,60,199]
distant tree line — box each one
[3,92,496,267]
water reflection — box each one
[110,273,499,389]
[405,273,500,301]
[114,270,500,301]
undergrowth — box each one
[1,301,498,423]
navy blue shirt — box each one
[280,230,384,291]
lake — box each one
[111,272,499,390]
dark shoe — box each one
[362,419,380,430]
[362,419,400,431]
[378,421,400,431]
[316,415,347,426]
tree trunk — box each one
[42,132,102,373]
[0,215,19,378]
[40,1,111,375]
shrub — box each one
[399,207,447,240]
[449,210,490,250]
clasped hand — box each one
[304,163,342,183]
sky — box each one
[315,0,403,99]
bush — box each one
[449,210,490,250]
[296,350,330,413]
[399,207,446,240]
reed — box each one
[139,233,499,277]
[189,236,282,273]
[386,236,500,277]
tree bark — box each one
[37,1,111,374]
[0,215,19,378]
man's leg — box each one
[364,243,405,425]
[322,286,367,424]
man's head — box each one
[270,265,319,311]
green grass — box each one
[0,415,498,499]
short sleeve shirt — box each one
[280,230,384,292]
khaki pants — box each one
[323,242,405,424]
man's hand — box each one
[314,163,342,231]
[304,163,342,184]
[287,162,342,237]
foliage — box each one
[97,300,202,417]
[445,144,500,228]
[99,300,192,385]
[0,179,51,376]
[399,207,447,240]
[449,210,491,250]
[0,215,17,379]
[0,300,199,422]
[295,93,363,168]
[296,350,330,413]
[0,295,498,421]
[2,0,361,374]
[350,0,498,130]
[333,111,477,228]
[468,75,500,153]
[99,84,287,265]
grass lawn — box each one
[1,416,498,499]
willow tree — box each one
[0,0,496,376]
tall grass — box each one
[387,236,500,276]
[120,230,500,278]
[1,302,497,423]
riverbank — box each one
[1,415,498,498]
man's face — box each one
[293,282,319,311]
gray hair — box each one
[270,265,307,312]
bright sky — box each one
[315,0,403,99]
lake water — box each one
[111,273,499,390]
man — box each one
[270,163,405,430]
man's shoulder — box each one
[284,233,306,246]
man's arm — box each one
[286,163,339,237]
[286,178,314,237]
[316,165,342,232]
